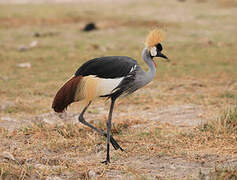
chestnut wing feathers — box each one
[75,56,138,78]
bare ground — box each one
[1,99,236,179]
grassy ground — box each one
[0,0,237,179]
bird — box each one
[52,29,169,164]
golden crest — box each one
[145,29,165,48]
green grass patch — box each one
[200,105,237,134]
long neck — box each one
[141,47,157,84]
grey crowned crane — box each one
[52,29,169,164]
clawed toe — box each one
[101,160,110,164]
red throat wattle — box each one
[153,60,157,68]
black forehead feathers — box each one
[156,43,163,51]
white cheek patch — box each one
[150,46,157,56]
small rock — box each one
[0,151,15,161]
[88,170,97,178]
[29,40,38,48]
[17,62,31,68]
[18,45,29,51]
[83,22,97,32]
[18,40,38,51]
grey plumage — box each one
[105,47,157,99]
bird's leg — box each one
[102,98,116,164]
[78,101,123,151]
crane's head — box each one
[145,29,169,61]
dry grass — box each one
[0,0,237,179]
[200,105,237,135]
[0,118,237,179]
[208,168,237,179]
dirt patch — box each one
[113,155,237,179]
[0,103,204,131]
[0,117,29,132]
[151,104,204,127]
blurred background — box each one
[0,0,236,117]
[0,0,237,179]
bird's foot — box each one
[101,159,110,164]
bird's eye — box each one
[156,43,163,51]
